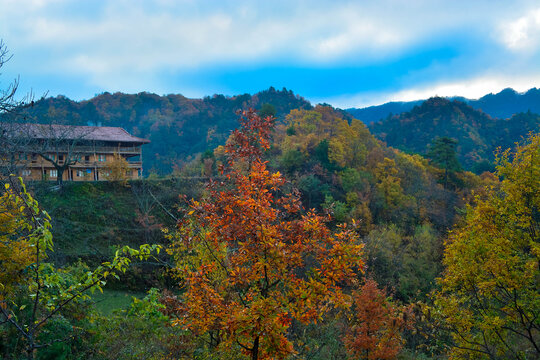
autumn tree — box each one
[434,133,540,359]
[167,109,364,360]
[344,278,408,359]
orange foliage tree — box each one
[167,109,364,360]
[344,278,408,360]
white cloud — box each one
[500,8,540,51]
[1,0,539,101]
[1,0,522,73]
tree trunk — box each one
[27,339,35,360]
[56,167,64,185]
[252,336,259,360]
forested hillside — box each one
[369,97,540,171]
[346,100,423,125]
[14,87,312,174]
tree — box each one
[373,157,409,222]
[26,124,94,185]
[344,279,408,360]
[0,41,35,178]
[0,177,160,359]
[258,103,276,119]
[434,133,540,359]
[167,109,364,360]
[427,137,461,188]
[0,40,31,115]
[104,152,131,185]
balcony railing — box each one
[32,146,142,155]
[25,160,143,168]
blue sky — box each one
[1,0,539,108]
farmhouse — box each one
[12,124,150,181]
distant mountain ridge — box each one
[465,87,540,119]
[347,87,540,124]
[369,97,540,171]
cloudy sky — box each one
[1,0,539,107]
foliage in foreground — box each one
[0,178,160,359]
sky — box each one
[1,0,539,108]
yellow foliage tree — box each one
[435,133,540,359]
[104,153,131,185]
[0,185,34,300]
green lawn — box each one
[91,289,146,315]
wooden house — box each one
[11,124,150,182]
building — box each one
[12,124,150,182]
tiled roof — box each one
[7,123,150,144]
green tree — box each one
[258,103,277,119]
[427,137,461,188]
[0,178,160,359]
[434,133,540,359]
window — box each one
[76,170,85,177]
[58,154,64,162]
[84,155,90,163]
[22,169,31,176]
[49,169,58,178]
[98,154,106,162]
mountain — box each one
[369,97,540,171]
[346,101,423,125]
[12,87,313,174]
[466,87,540,119]
[347,87,540,125]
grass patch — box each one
[91,289,146,315]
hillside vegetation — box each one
[369,97,540,171]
